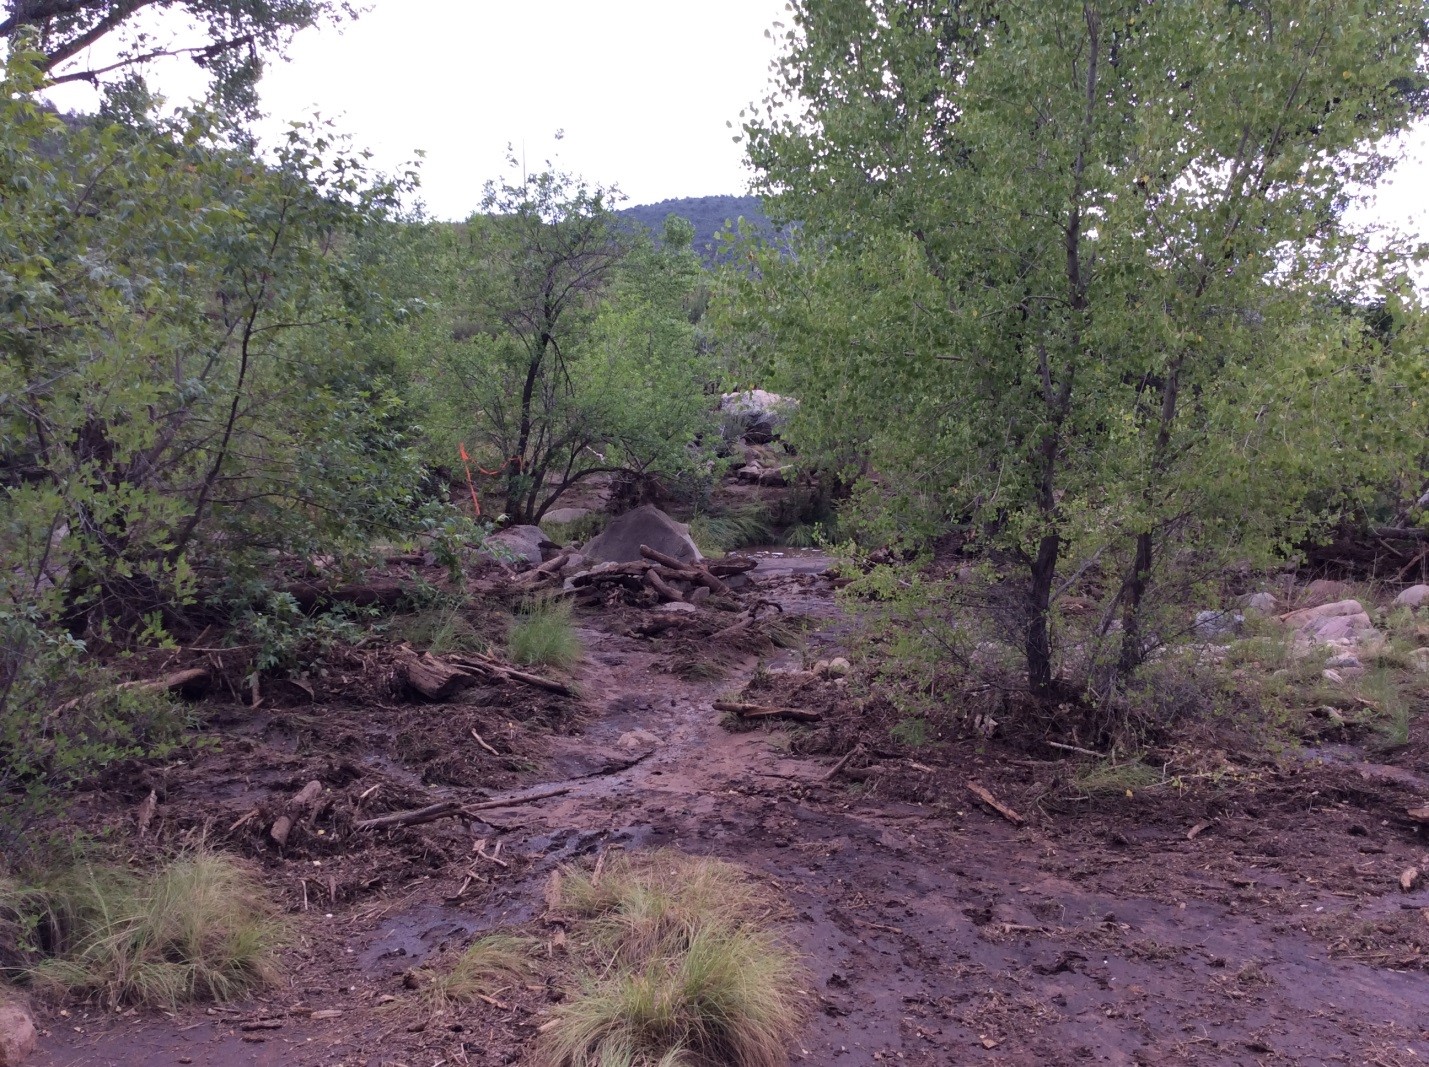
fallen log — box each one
[707,557,757,577]
[714,699,822,723]
[281,580,411,612]
[515,549,578,588]
[639,544,693,571]
[270,780,324,847]
[967,781,1025,827]
[400,651,470,700]
[645,569,686,603]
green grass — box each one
[389,602,487,656]
[420,934,535,1012]
[539,850,805,1067]
[544,513,609,545]
[509,596,583,669]
[688,507,773,557]
[1070,759,1165,796]
[4,852,285,1008]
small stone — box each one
[616,729,660,753]
[656,601,697,614]
[1410,647,1429,673]
[812,659,831,676]
[1393,584,1429,610]
[825,657,852,677]
[0,1001,38,1067]
[1325,652,1362,670]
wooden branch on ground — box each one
[822,744,864,783]
[714,699,823,723]
[446,653,576,697]
[400,650,470,700]
[118,667,210,695]
[355,785,573,832]
[270,780,324,847]
[515,549,577,588]
[967,781,1025,827]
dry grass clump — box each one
[420,934,535,1013]
[538,850,805,1067]
[4,852,285,1008]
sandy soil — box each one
[25,548,1429,1067]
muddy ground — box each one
[24,547,1429,1067]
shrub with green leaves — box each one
[509,597,583,669]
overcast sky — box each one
[35,0,1428,249]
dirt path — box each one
[32,549,1429,1066]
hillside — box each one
[620,194,775,262]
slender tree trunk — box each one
[1118,530,1153,673]
[1027,533,1060,694]
[506,336,547,521]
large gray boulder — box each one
[1393,584,1429,610]
[719,389,798,443]
[485,525,554,568]
[582,505,702,565]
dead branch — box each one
[645,569,686,603]
[822,744,864,783]
[967,781,1025,827]
[446,653,577,697]
[355,786,573,832]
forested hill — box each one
[620,195,773,262]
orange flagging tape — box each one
[457,443,481,517]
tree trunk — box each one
[1118,530,1153,673]
[1026,533,1060,695]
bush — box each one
[509,597,583,669]
[3,852,286,1008]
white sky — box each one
[32,0,1429,252]
[40,0,790,219]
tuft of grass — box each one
[688,507,773,557]
[1353,668,1414,749]
[509,596,583,669]
[421,934,535,1013]
[1070,759,1164,796]
[389,603,487,656]
[7,853,285,1008]
[539,850,805,1067]
[543,513,609,545]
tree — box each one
[740,0,1429,696]
[400,172,717,524]
[0,43,433,772]
[1,0,353,104]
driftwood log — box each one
[398,647,576,700]
[714,699,822,723]
[270,780,324,847]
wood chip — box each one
[1187,821,1212,841]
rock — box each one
[1322,668,1345,684]
[1325,651,1363,670]
[1195,610,1244,639]
[616,729,660,753]
[656,601,698,614]
[719,389,798,443]
[1280,599,1379,645]
[0,1001,37,1067]
[542,507,592,526]
[1302,579,1353,606]
[485,525,554,568]
[1393,584,1429,610]
[1244,592,1279,614]
[736,464,789,487]
[582,505,702,566]
[689,586,711,604]
[1410,647,1429,673]
[824,656,852,678]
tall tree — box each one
[741,0,1429,695]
